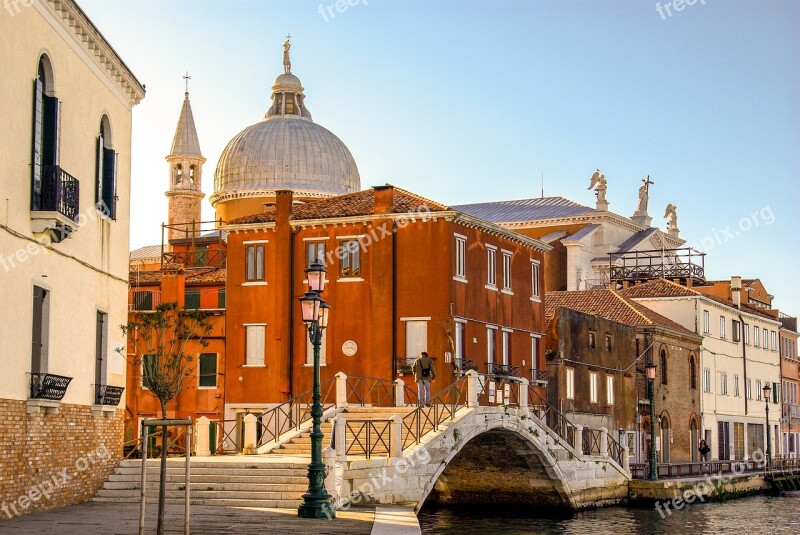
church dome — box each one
[211,41,360,209]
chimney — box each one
[275,190,293,226]
[731,275,742,308]
[373,184,394,215]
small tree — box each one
[119,302,213,535]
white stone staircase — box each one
[93,458,310,508]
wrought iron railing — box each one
[345,376,415,407]
[29,373,72,401]
[582,427,603,456]
[401,376,468,449]
[630,460,760,479]
[123,425,188,459]
[39,165,79,221]
[531,369,548,384]
[527,384,576,450]
[453,358,478,374]
[94,384,124,406]
[608,433,624,467]
[344,419,392,459]
[486,363,520,378]
[162,249,227,268]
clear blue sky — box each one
[79,0,799,312]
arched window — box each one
[660,349,668,385]
[189,164,196,185]
[32,55,60,211]
[96,116,117,219]
[174,164,183,185]
[689,354,697,390]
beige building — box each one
[621,279,783,462]
[0,0,143,517]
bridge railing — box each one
[344,419,392,459]
[582,427,603,456]
[527,383,577,450]
[402,375,468,449]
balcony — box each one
[609,247,705,286]
[94,384,125,406]
[531,369,548,386]
[29,372,72,400]
[486,363,520,378]
[31,165,80,238]
[131,290,161,311]
[453,358,478,374]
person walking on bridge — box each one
[413,351,436,406]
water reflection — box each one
[418,493,800,534]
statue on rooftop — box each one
[664,203,679,235]
[283,36,292,74]
[636,175,654,214]
[588,169,608,204]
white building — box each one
[0,0,143,516]
[621,278,783,461]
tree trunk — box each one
[157,400,167,535]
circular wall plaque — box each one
[342,340,358,356]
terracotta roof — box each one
[545,289,695,335]
[619,279,778,321]
[129,268,226,286]
[228,186,450,225]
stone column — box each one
[333,415,347,462]
[394,379,406,407]
[323,445,338,504]
[573,424,584,456]
[243,413,257,454]
[195,416,211,457]
[389,415,403,459]
[466,370,479,408]
[621,443,630,472]
[518,378,529,410]
[335,372,348,409]
[600,427,609,458]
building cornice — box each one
[43,0,145,105]
[630,294,782,326]
[450,212,552,253]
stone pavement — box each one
[0,501,377,534]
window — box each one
[530,335,539,371]
[763,329,769,349]
[486,246,497,287]
[486,327,496,365]
[501,251,512,291]
[732,320,741,343]
[455,322,465,361]
[405,320,428,360]
[606,375,614,405]
[734,374,740,397]
[771,331,778,351]
[754,326,760,347]
[773,382,780,404]
[720,372,728,395]
[305,330,327,366]
[217,288,226,309]
[660,349,668,385]
[31,286,50,375]
[246,244,265,282]
[199,353,217,388]
[142,354,157,388]
[703,310,710,334]
[744,324,750,345]
[605,335,613,351]
[174,164,183,184]
[455,235,466,279]
[31,56,60,212]
[189,164,196,184]
[306,241,326,268]
[756,380,762,400]
[746,378,752,399]
[184,289,200,310]
[95,311,108,388]
[531,261,540,299]
[588,331,596,349]
[339,240,361,277]
[704,368,711,393]
[96,116,117,219]
[689,355,697,390]
[589,372,599,404]
[245,325,265,366]
[501,330,511,365]
[195,245,207,267]
[566,368,575,400]
[720,316,726,339]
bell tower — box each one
[166,78,205,240]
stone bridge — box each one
[319,372,631,512]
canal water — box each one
[418,492,800,534]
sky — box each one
[78,0,800,311]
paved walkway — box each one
[0,501,381,534]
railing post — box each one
[243,413,257,454]
[466,370,479,408]
[195,416,211,457]
[323,445,338,505]
[518,378,529,410]
[573,424,584,454]
[394,379,405,407]
[335,372,348,409]
[622,443,630,472]
[600,427,609,458]
[334,415,346,462]
[389,415,403,459]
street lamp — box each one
[298,261,333,519]
[646,362,657,481]
[763,382,772,470]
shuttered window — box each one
[245,325,265,366]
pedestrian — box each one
[412,351,435,406]
[699,439,710,472]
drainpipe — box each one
[289,226,300,397]
[733,276,747,416]
[391,220,397,378]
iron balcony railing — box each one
[94,384,125,406]
[29,373,72,401]
[486,363,520,378]
[531,369,548,385]
[453,358,478,374]
[131,290,161,311]
[39,165,79,221]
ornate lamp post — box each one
[763,382,772,470]
[646,362,658,480]
[298,261,333,519]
